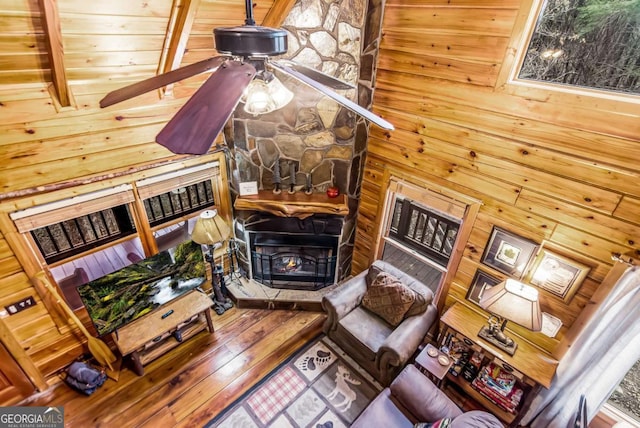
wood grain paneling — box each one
[615,196,640,224]
[353,0,640,357]
[378,49,500,87]
[381,31,510,62]
[383,5,518,36]
[0,0,284,396]
[0,0,637,398]
[0,342,35,406]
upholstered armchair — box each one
[322,260,438,385]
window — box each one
[31,204,136,264]
[143,180,215,227]
[375,180,477,299]
[381,196,461,294]
[606,359,640,424]
[136,162,220,229]
[10,158,229,311]
[11,185,136,264]
[518,0,639,95]
[388,197,461,267]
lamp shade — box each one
[266,75,293,110]
[244,79,276,115]
[191,209,230,245]
[479,278,542,331]
[243,73,293,115]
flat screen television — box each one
[78,240,206,336]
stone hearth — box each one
[226,275,340,311]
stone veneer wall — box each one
[226,0,386,280]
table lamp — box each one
[191,209,232,314]
[478,278,541,355]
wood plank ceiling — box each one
[0,0,294,107]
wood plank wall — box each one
[0,0,275,388]
[353,0,640,356]
[0,0,637,391]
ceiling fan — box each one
[99,0,394,155]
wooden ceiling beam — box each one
[157,0,202,98]
[38,0,72,108]
[262,0,297,28]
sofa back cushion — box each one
[450,410,503,427]
[390,365,463,421]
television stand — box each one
[111,289,214,375]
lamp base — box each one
[478,325,517,356]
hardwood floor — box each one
[19,307,326,427]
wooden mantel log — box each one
[234,191,349,219]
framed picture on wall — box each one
[525,246,590,302]
[480,227,539,279]
[466,269,502,306]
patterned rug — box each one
[206,335,383,427]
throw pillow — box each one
[405,287,429,317]
[365,265,382,287]
[362,271,416,326]
[414,418,453,428]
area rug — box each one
[206,335,383,427]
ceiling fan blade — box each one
[270,61,394,130]
[272,60,353,90]
[99,56,228,108]
[156,61,256,155]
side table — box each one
[438,303,558,427]
[415,343,453,387]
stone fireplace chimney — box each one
[225,0,387,284]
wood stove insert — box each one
[243,214,343,291]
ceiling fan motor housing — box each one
[214,26,288,57]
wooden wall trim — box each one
[37,0,72,108]
[261,0,297,28]
[157,0,201,98]
[0,153,220,203]
[0,312,48,391]
[435,201,481,314]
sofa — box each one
[352,364,503,427]
[322,260,438,385]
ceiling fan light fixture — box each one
[242,73,292,115]
[266,75,293,110]
[244,79,276,115]
[99,0,394,156]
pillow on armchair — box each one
[362,271,417,326]
[362,270,430,326]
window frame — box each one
[388,196,461,267]
[373,178,482,312]
[604,348,640,425]
[2,153,231,328]
[600,400,640,427]
[496,0,640,111]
